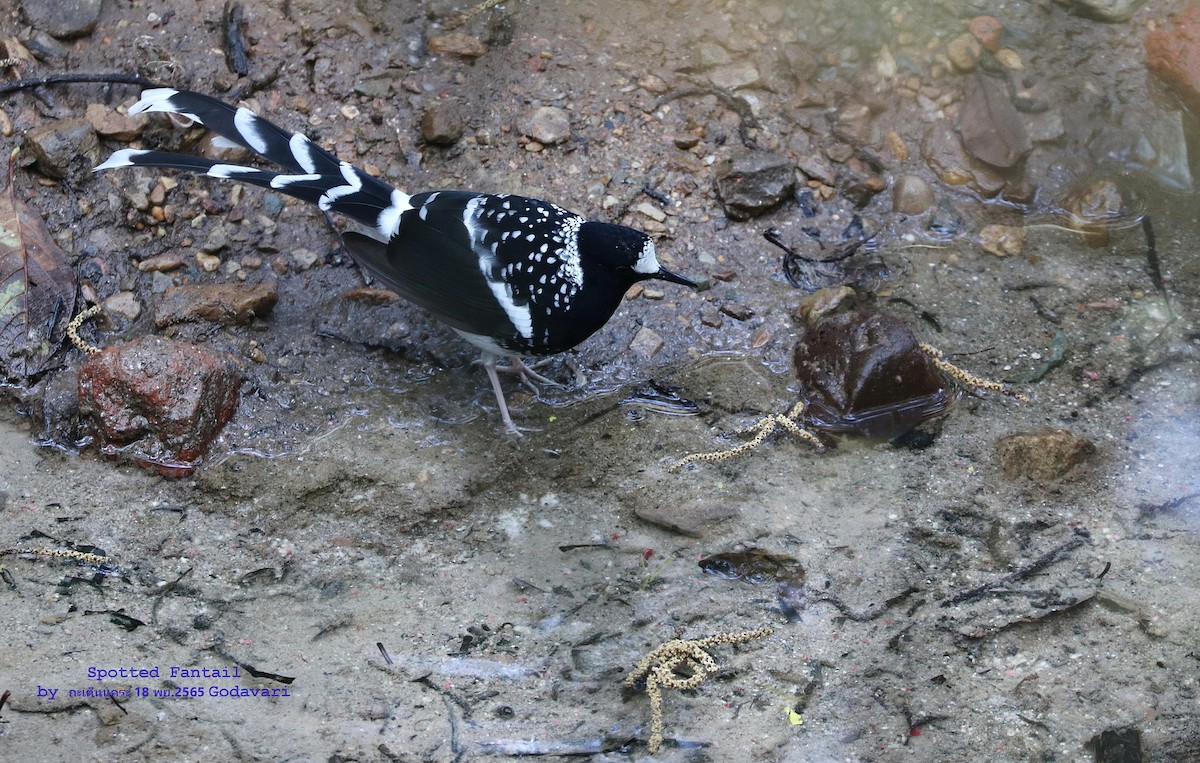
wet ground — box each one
[1,0,1199,760]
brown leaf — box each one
[960,73,1031,169]
[0,151,77,382]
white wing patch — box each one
[464,197,533,339]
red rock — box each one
[78,336,244,476]
[968,16,1003,52]
[1146,4,1200,113]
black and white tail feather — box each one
[96,88,412,241]
[95,88,696,434]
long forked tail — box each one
[94,88,411,239]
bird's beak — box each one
[654,268,698,289]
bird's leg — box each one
[494,356,560,394]
[481,353,523,436]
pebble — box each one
[795,286,857,325]
[136,253,186,272]
[996,49,1023,71]
[1060,177,1126,247]
[1025,110,1065,143]
[977,224,1025,257]
[153,282,279,327]
[719,303,754,321]
[520,106,571,145]
[796,154,836,186]
[421,102,465,146]
[354,77,393,99]
[708,61,760,90]
[635,202,667,223]
[19,0,101,39]
[714,149,796,221]
[968,16,1003,52]
[85,103,146,141]
[996,429,1097,480]
[21,118,98,178]
[428,32,487,59]
[921,123,1005,197]
[628,326,665,358]
[196,253,222,272]
[200,226,228,254]
[641,288,665,300]
[946,34,982,71]
[289,248,319,271]
[892,175,935,215]
[103,290,142,321]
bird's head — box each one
[578,221,697,289]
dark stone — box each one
[78,336,245,476]
[19,0,101,39]
[21,118,98,179]
[714,150,795,221]
[1087,727,1142,763]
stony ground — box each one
[1,0,1199,761]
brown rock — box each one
[795,286,857,326]
[996,429,1097,481]
[136,253,186,273]
[946,33,982,71]
[628,326,665,358]
[78,335,244,476]
[968,16,1003,52]
[429,32,486,59]
[977,224,1026,257]
[84,103,146,142]
[921,123,1006,197]
[520,106,571,145]
[421,101,464,146]
[1147,5,1200,113]
[892,175,935,215]
[1060,177,1127,247]
[154,282,279,327]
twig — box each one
[223,1,250,77]
[0,73,158,98]
[940,529,1089,608]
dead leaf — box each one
[960,73,1031,169]
[0,150,77,382]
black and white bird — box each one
[95,88,696,433]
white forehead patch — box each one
[633,240,660,275]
